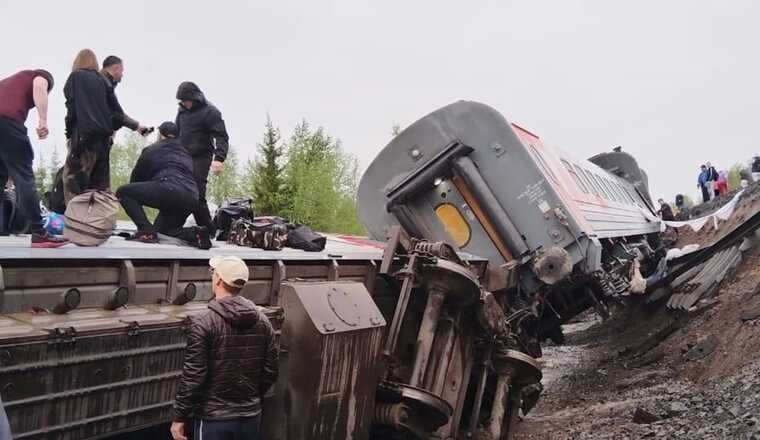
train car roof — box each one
[0,233,487,263]
[0,233,387,261]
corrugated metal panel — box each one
[265,281,385,440]
[0,305,283,440]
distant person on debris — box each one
[171,256,278,440]
[115,122,212,249]
[63,49,122,203]
[752,156,760,182]
[100,55,152,138]
[698,164,711,203]
[175,81,230,237]
[674,194,690,220]
[657,198,675,221]
[0,69,68,247]
[706,161,719,198]
[715,171,728,197]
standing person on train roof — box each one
[100,55,152,138]
[175,81,230,238]
[698,164,711,203]
[0,68,69,247]
[115,122,212,249]
[171,256,278,440]
[62,49,122,203]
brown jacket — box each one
[173,296,278,422]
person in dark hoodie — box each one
[116,122,211,249]
[63,49,122,203]
[175,82,230,235]
[100,55,151,136]
[171,256,278,440]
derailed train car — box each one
[358,100,664,346]
[0,101,664,440]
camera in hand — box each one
[139,126,155,136]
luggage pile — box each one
[214,197,327,252]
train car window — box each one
[592,174,612,200]
[434,203,471,248]
[615,182,633,205]
[529,145,559,184]
[561,159,589,193]
[574,164,593,193]
[623,187,638,205]
[600,179,615,202]
[604,178,622,204]
[582,169,602,197]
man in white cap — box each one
[171,256,278,440]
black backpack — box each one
[286,225,326,252]
[213,197,254,241]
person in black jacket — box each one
[100,55,151,136]
[63,49,122,203]
[175,82,230,235]
[116,122,212,249]
[171,256,278,440]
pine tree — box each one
[247,116,285,215]
[281,120,363,234]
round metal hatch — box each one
[326,287,361,327]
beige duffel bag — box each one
[63,190,119,246]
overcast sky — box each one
[2,0,758,202]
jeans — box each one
[194,415,261,440]
[700,184,710,203]
[116,179,198,241]
[0,117,44,233]
[192,154,214,231]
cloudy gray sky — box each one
[2,0,758,202]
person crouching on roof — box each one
[116,122,212,249]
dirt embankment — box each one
[515,186,760,440]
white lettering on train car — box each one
[517,180,548,205]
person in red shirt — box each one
[715,171,729,197]
[0,69,68,247]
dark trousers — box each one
[0,117,43,233]
[192,154,214,231]
[63,133,111,204]
[116,180,198,241]
[700,184,710,203]
[194,415,261,440]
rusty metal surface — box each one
[264,281,385,440]
[0,302,282,440]
[0,238,496,440]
